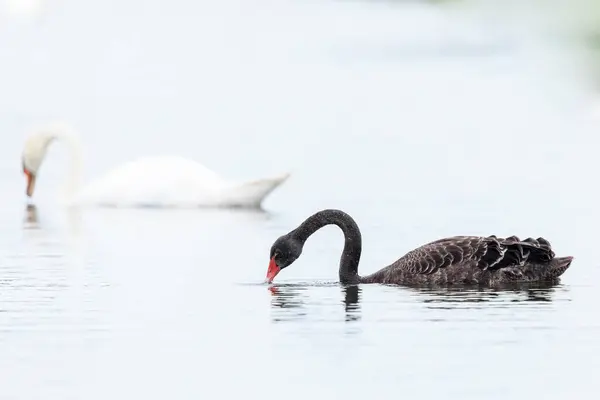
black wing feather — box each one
[398,235,555,275]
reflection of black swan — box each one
[266,209,574,286]
[343,285,360,311]
[268,284,362,322]
[268,286,305,309]
[414,284,560,306]
[343,285,361,322]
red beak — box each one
[23,168,36,197]
[266,257,281,283]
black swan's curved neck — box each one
[291,209,362,284]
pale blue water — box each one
[0,0,599,399]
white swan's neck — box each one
[50,131,84,204]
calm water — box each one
[1,0,600,399]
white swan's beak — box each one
[24,168,36,197]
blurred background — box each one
[0,0,599,399]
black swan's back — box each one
[361,235,573,286]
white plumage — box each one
[21,124,290,209]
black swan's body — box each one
[266,209,573,287]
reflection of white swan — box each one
[23,204,40,229]
[21,124,290,208]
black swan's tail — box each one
[480,236,573,280]
[545,256,574,279]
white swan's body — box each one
[21,126,290,209]
[74,155,290,208]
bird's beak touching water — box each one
[266,257,281,283]
[23,168,36,197]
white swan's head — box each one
[21,123,74,197]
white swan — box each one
[21,124,290,209]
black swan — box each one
[265,209,573,286]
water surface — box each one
[0,0,599,399]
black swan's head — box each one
[266,235,303,283]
